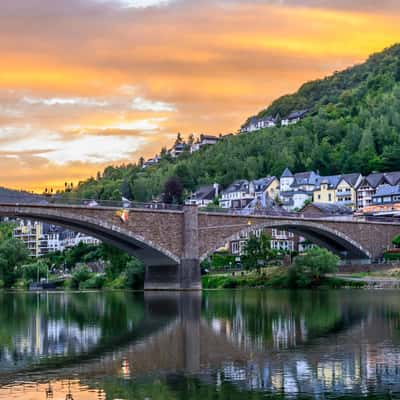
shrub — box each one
[80,274,106,290]
[71,265,92,289]
[288,247,340,288]
[384,252,400,261]
[106,274,127,289]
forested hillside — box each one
[68,44,400,202]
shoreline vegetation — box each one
[202,269,369,290]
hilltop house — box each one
[169,142,186,158]
[281,110,309,126]
[313,173,362,210]
[240,117,259,133]
[240,115,277,133]
[190,134,220,153]
[142,155,161,169]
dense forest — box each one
[67,44,400,202]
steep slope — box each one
[70,44,400,202]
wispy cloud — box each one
[131,97,176,112]
[105,0,173,8]
[22,96,109,107]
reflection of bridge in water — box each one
[3,292,400,398]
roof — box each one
[302,202,353,215]
[385,172,400,186]
[374,185,400,198]
[318,174,359,189]
[340,173,361,187]
[253,176,276,191]
[200,134,219,141]
[245,192,290,216]
[285,109,309,120]
[281,167,294,178]
[222,180,250,195]
[293,171,320,186]
[362,173,385,188]
[191,185,217,201]
[259,115,276,123]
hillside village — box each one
[142,109,310,168]
[139,104,400,220]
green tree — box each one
[0,239,30,287]
[288,247,340,288]
[20,261,48,282]
[242,233,273,271]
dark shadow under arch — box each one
[201,220,372,261]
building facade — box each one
[13,220,101,257]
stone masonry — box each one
[0,203,399,290]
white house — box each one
[219,180,255,209]
[186,184,220,207]
[190,134,220,153]
[281,110,308,126]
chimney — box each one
[213,183,219,198]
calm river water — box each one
[1,289,400,399]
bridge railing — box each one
[11,197,183,211]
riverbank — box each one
[202,267,370,289]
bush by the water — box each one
[288,247,340,288]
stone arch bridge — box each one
[1,203,399,290]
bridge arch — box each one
[0,205,180,267]
[200,219,372,261]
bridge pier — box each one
[144,205,201,290]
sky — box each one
[0,0,400,192]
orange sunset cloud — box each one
[0,0,399,192]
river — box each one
[0,289,400,399]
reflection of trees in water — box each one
[0,292,146,368]
[203,290,373,350]
[201,290,400,397]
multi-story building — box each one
[360,185,400,217]
[169,142,186,158]
[356,172,400,210]
[229,228,302,256]
[190,134,220,153]
[220,180,255,209]
[186,184,220,207]
[219,176,279,210]
[313,173,362,210]
[13,221,43,257]
[240,115,277,133]
[253,176,280,199]
[13,220,100,257]
[279,168,320,211]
